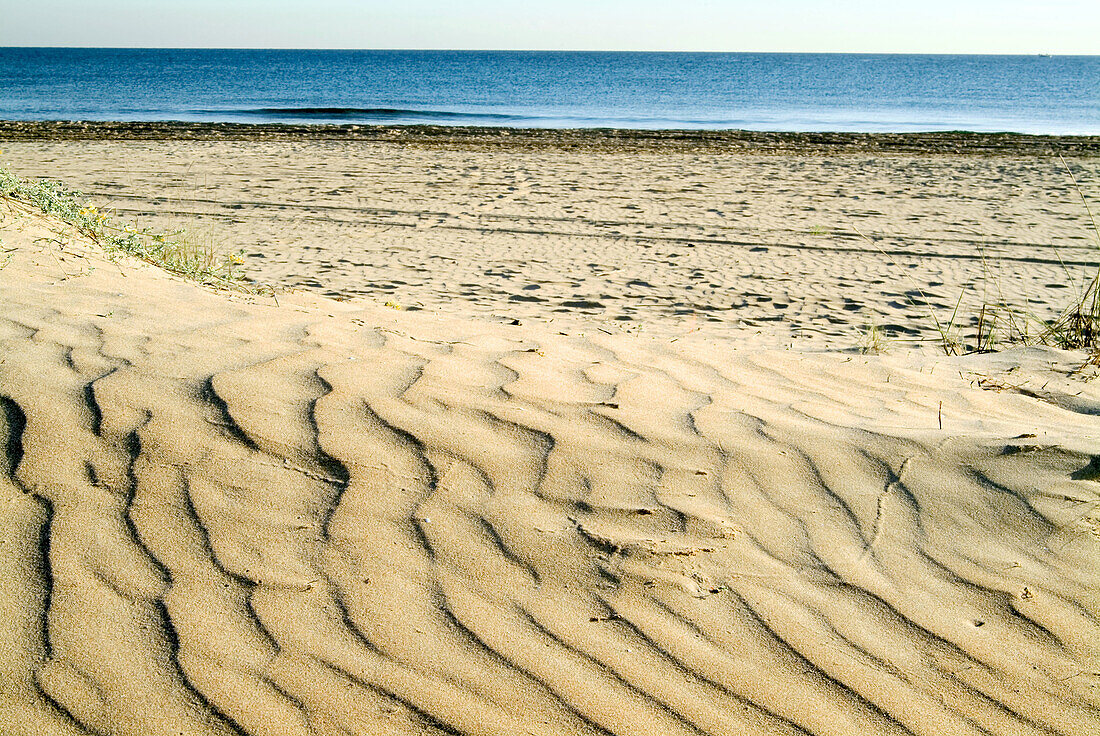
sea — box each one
[1,48,1097,134]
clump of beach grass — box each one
[0,164,247,288]
[923,268,1099,361]
[858,315,891,354]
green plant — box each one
[0,165,247,287]
[858,315,890,354]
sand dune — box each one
[2,200,1098,736]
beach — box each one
[1,125,1099,736]
[2,124,1098,346]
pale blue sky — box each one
[1,0,1097,54]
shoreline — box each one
[3,120,1100,155]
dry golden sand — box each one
[1,137,1098,346]
[1,130,1100,735]
[2,194,1100,736]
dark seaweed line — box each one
[7,122,1100,162]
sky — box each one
[1,0,1097,54]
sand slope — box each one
[1,207,1099,736]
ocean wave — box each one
[235,106,527,121]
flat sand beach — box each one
[1,125,1099,736]
[2,123,1099,345]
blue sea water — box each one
[0,48,1097,134]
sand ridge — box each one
[1,203,1098,735]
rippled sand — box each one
[1,193,1098,736]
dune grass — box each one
[0,164,247,288]
[881,251,1099,359]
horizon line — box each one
[1,46,1094,57]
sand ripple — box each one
[1,211,1099,736]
